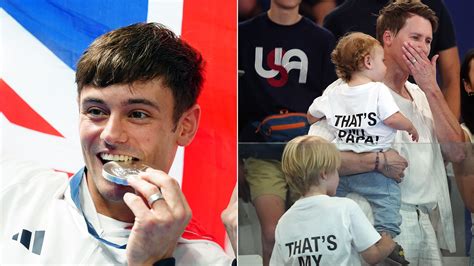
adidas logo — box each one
[12,229,45,255]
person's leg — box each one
[394,205,443,266]
[394,206,422,265]
[253,195,285,266]
[346,171,402,237]
[416,206,443,265]
[244,157,287,266]
[348,172,408,264]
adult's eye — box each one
[86,107,107,117]
[129,111,149,119]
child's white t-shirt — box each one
[270,195,380,266]
[308,82,400,152]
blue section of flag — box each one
[1,0,148,70]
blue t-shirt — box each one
[238,13,337,142]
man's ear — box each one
[383,30,393,47]
[176,104,201,147]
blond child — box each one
[307,32,413,265]
[308,32,418,146]
[270,135,395,266]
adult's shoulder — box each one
[300,17,334,38]
[323,0,356,26]
[1,158,69,196]
[403,81,434,116]
[404,81,425,96]
[324,0,383,39]
[239,13,266,30]
[299,18,336,52]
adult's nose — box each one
[100,115,128,146]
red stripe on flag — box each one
[180,1,237,248]
[0,78,64,137]
[53,169,73,177]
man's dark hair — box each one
[376,1,438,45]
[461,49,474,132]
[76,22,205,123]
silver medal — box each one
[102,161,148,186]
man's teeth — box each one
[100,153,134,162]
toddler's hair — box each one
[331,32,380,82]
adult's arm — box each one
[221,184,237,256]
[432,0,460,119]
[452,130,474,211]
[309,120,408,181]
[339,150,407,182]
[403,42,465,162]
[438,47,461,120]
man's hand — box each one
[124,168,192,265]
[221,185,237,256]
[379,149,408,183]
[402,41,439,91]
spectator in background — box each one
[240,0,341,25]
[299,0,340,25]
[453,49,474,265]
[323,0,461,120]
[238,0,337,264]
[239,0,263,22]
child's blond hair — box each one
[281,135,341,196]
[331,32,381,82]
